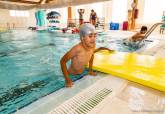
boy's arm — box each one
[88,47,114,76]
[60,47,78,87]
[88,54,96,76]
[131,33,145,41]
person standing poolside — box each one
[78,9,85,25]
[90,9,97,27]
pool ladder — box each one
[143,22,164,39]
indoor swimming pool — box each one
[0,30,152,114]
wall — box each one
[136,0,145,25]
[0,9,36,29]
[0,0,162,30]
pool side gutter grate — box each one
[47,77,113,114]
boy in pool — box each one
[130,26,148,42]
[125,26,148,42]
[123,26,148,47]
[60,23,113,87]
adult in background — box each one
[78,9,85,25]
[90,9,97,27]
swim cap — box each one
[79,23,96,37]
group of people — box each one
[60,23,148,87]
[62,9,98,34]
[78,9,98,27]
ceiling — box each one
[0,0,41,5]
[0,0,111,10]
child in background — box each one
[123,26,148,48]
[130,26,148,42]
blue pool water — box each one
[0,30,140,114]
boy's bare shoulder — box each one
[70,43,83,53]
[73,43,82,48]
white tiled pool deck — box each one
[88,79,165,114]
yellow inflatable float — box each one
[92,51,165,92]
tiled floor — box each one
[90,82,165,114]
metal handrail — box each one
[143,22,164,39]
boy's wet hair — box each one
[79,23,96,38]
[140,26,147,32]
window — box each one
[10,10,16,16]
[24,11,30,17]
[10,10,30,17]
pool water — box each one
[0,30,142,114]
[97,32,145,51]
